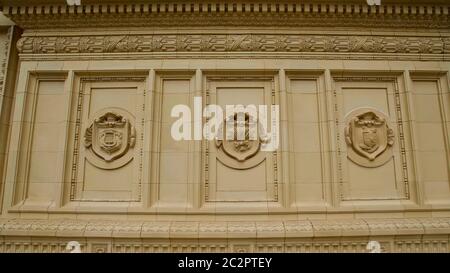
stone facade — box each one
[0,0,449,253]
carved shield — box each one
[216,113,264,162]
[347,112,390,161]
[91,112,130,162]
[221,128,261,162]
[361,127,379,153]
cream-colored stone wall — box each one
[0,1,449,252]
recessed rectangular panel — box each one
[412,79,450,203]
[205,78,278,204]
[288,77,324,205]
[72,79,145,202]
[158,78,192,204]
[27,80,65,202]
[335,79,407,201]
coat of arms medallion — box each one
[84,108,136,169]
[345,108,395,168]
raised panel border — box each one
[10,72,68,211]
[66,75,147,204]
[202,71,282,209]
[331,75,411,203]
[284,71,331,208]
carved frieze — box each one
[16,34,449,57]
[345,108,394,168]
[84,109,136,169]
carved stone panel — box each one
[334,78,411,202]
[68,78,146,202]
[204,76,280,204]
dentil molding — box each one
[1,1,449,29]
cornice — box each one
[1,1,449,30]
[1,218,450,238]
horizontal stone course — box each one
[0,218,449,239]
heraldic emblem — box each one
[84,110,136,165]
[215,112,269,164]
[345,108,394,167]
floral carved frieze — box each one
[1,218,449,238]
[16,34,450,56]
[345,108,394,168]
[84,109,136,169]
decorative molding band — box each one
[1,237,449,253]
[69,76,146,202]
[1,218,450,252]
[2,1,449,29]
[16,34,450,57]
[1,218,449,239]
